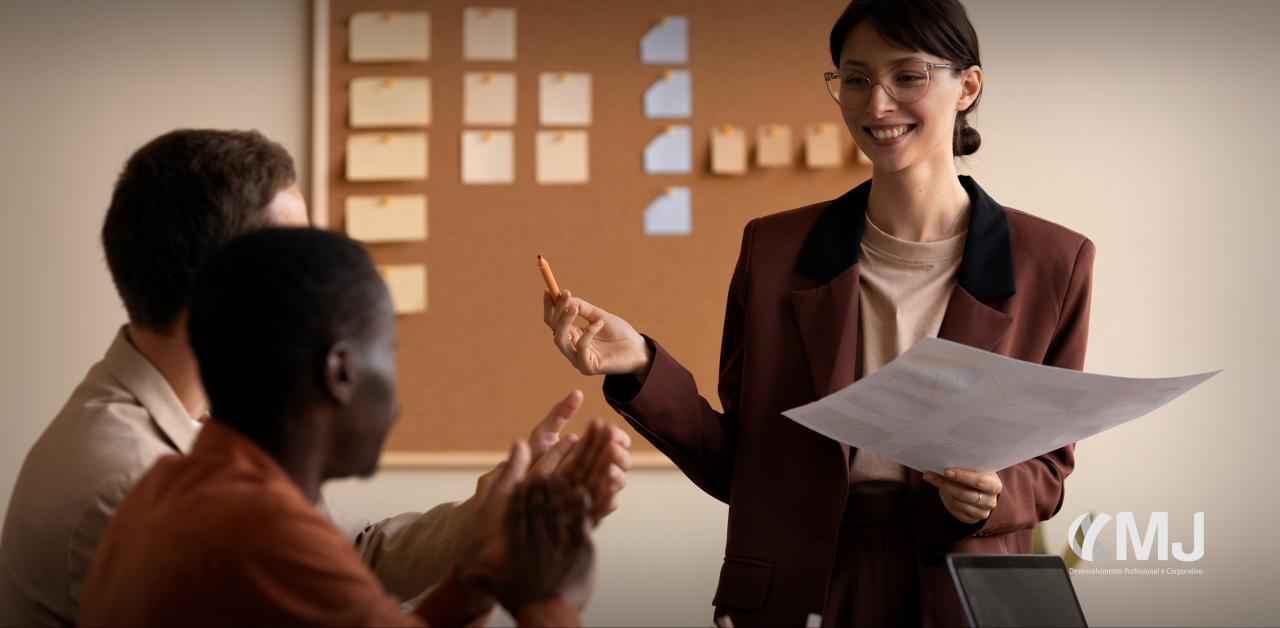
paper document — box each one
[644,70,692,119]
[640,16,688,64]
[643,125,691,174]
[783,336,1221,475]
[463,7,516,61]
[643,187,691,235]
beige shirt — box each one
[0,327,472,627]
[849,215,967,489]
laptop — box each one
[947,554,1088,627]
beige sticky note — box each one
[379,264,427,315]
[710,125,748,175]
[536,131,588,184]
[349,77,431,128]
[538,73,591,126]
[463,72,516,126]
[349,11,430,62]
[805,123,843,168]
[463,7,516,61]
[346,133,427,181]
[345,195,427,243]
[461,131,514,184]
[755,124,793,167]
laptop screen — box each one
[947,554,1087,628]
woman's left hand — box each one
[923,468,1002,525]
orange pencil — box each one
[537,255,561,300]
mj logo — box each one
[1067,512,1204,562]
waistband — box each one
[841,486,910,529]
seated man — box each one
[78,227,598,626]
[0,130,630,626]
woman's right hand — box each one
[543,290,653,382]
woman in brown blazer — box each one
[543,0,1094,626]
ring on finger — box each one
[972,492,984,506]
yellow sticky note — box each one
[345,195,427,243]
[349,76,430,128]
[461,130,514,184]
[538,72,591,126]
[535,131,588,184]
[379,264,427,315]
[463,7,516,61]
[349,11,430,62]
[805,123,843,169]
[463,72,516,126]
[755,124,793,167]
[346,133,427,181]
[710,125,748,175]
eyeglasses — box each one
[824,62,952,108]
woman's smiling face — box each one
[837,21,981,173]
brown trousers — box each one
[822,489,923,627]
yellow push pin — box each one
[818,123,829,133]
[381,196,393,207]
[557,131,567,142]
[664,70,674,81]
[379,265,391,278]
[484,131,494,142]
[665,186,676,197]
[661,16,670,25]
[381,133,393,143]
[559,71,569,81]
[484,7,495,16]
[665,124,675,134]
[722,124,733,135]
[484,72,494,83]
[384,11,395,20]
[384,77,395,88]
[769,124,779,135]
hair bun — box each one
[954,123,981,157]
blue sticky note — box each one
[643,125,692,174]
[640,16,688,64]
[643,70,692,119]
[644,187,691,236]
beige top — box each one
[849,215,967,489]
[0,327,472,627]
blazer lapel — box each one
[937,285,1013,351]
[791,264,861,399]
[938,176,1018,350]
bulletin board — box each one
[312,0,872,465]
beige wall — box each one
[2,1,1278,626]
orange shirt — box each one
[77,420,490,627]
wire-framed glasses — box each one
[824,62,952,108]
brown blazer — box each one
[604,176,1095,627]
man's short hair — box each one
[102,129,296,333]
[189,228,389,433]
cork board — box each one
[316,0,871,463]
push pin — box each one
[379,265,391,278]
[661,16,670,25]
[381,196,393,206]
[722,124,733,135]
[484,7,495,16]
[559,71,569,81]
[484,72,494,83]
[384,77,395,87]
[665,70,674,81]
[382,133,393,143]
[665,124,675,134]
[484,131,494,141]
[769,124,779,135]
[665,186,676,197]
[384,11,395,20]
[557,131,567,142]
[818,123,829,133]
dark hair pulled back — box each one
[829,0,982,156]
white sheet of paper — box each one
[756,124,793,167]
[463,72,515,126]
[643,187,691,235]
[640,16,688,64]
[349,11,430,62]
[710,125,747,175]
[783,336,1222,475]
[461,131,514,184]
[536,131,588,184]
[643,70,692,119]
[349,77,430,128]
[539,72,591,126]
[805,123,843,168]
[643,125,691,174]
[379,264,427,314]
[463,7,516,61]
[345,195,427,243]
[346,133,427,181]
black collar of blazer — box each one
[795,175,1017,302]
